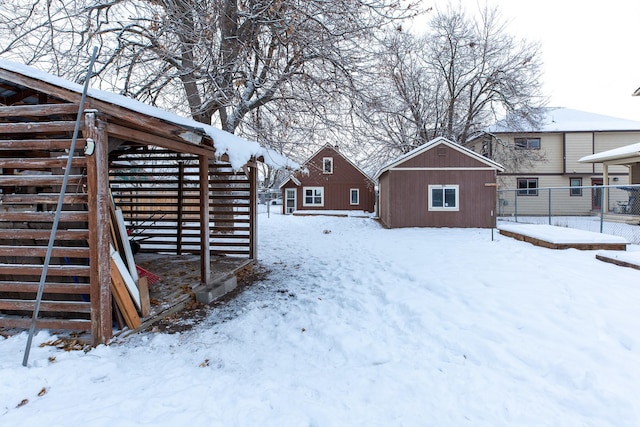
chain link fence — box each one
[497,184,640,244]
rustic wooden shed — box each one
[375,137,504,228]
[0,60,287,344]
[279,144,375,214]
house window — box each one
[570,178,582,196]
[514,138,541,150]
[323,157,333,174]
[350,188,359,205]
[303,187,324,206]
[517,178,538,196]
[428,185,459,211]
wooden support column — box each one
[603,163,609,212]
[85,111,112,344]
[176,161,184,255]
[199,156,211,285]
[249,163,258,260]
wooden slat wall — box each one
[110,148,253,258]
[0,104,92,332]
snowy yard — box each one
[2,212,640,426]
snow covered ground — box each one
[2,212,640,426]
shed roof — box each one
[578,142,640,165]
[374,137,504,179]
[0,59,297,170]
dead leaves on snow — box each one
[15,387,47,409]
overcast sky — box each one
[415,0,640,121]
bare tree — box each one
[1,0,421,140]
[352,2,546,172]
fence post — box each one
[548,188,552,225]
[600,185,605,233]
[514,189,518,222]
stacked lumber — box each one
[109,200,151,330]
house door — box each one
[592,178,603,211]
[285,188,296,214]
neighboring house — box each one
[280,144,375,214]
[375,137,504,228]
[465,108,640,214]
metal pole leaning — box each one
[22,47,99,367]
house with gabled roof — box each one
[465,108,640,214]
[279,144,375,214]
[375,137,504,228]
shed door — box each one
[285,188,296,214]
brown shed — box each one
[0,60,290,345]
[375,137,504,228]
[280,144,375,214]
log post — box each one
[199,156,211,285]
[85,111,112,344]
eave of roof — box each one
[374,137,504,179]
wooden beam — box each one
[0,121,78,134]
[85,111,113,345]
[199,155,211,285]
[110,257,141,329]
[0,139,83,151]
[107,123,215,157]
[0,104,81,117]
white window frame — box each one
[428,185,459,211]
[350,188,359,205]
[303,186,324,207]
[323,157,334,174]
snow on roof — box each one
[374,136,504,179]
[0,58,298,171]
[487,107,640,133]
[578,142,640,163]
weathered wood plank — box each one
[0,194,88,204]
[0,139,83,150]
[107,123,215,157]
[0,211,88,222]
[0,175,85,187]
[0,246,89,258]
[499,229,627,251]
[0,264,90,276]
[0,104,80,117]
[0,157,86,169]
[110,257,141,329]
[0,229,89,240]
[595,254,640,270]
[0,317,92,331]
[0,281,90,294]
[0,299,91,313]
[0,121,78,134]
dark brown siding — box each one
[282,146,375,212]
[378,142,499,228]
[397,144,490,169]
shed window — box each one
[303,187,324,206]
[350,188,359,205]
[428,185,459,211]
[323,157,333,174]
[570,178,582,196]
[517,178,538,196]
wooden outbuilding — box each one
[0,60,290,344]
[279,144,375,214]
[375,137,504,228]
